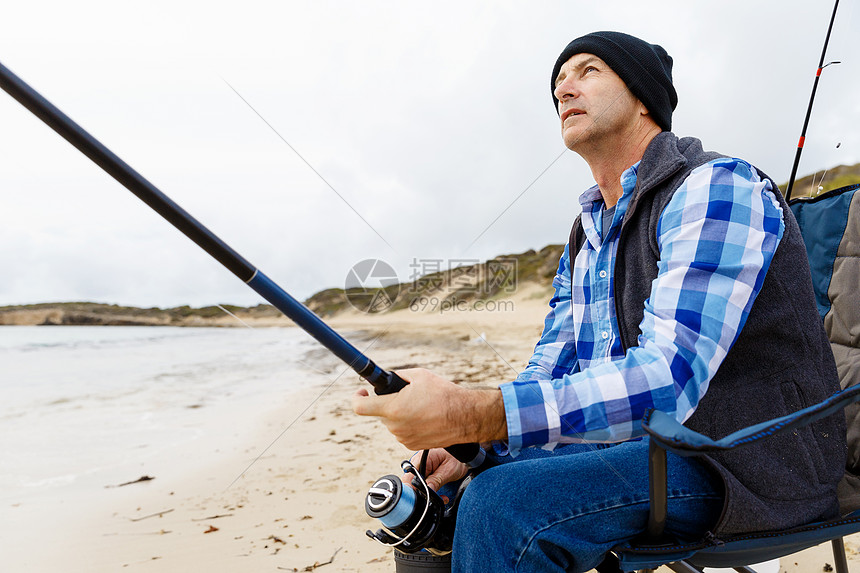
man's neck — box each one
[583,124,662,207]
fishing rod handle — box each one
[371,373,488,469]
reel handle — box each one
[372,371,490,470]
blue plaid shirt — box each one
[499,158,785,453]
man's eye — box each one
[583,66,598,75]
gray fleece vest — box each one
[569,132,846,536]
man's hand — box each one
[404,449,469,503]
[351,367,507,451]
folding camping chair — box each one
[608,183,860,573]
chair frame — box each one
[613,385,860,573]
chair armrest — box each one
[642,384,860,457]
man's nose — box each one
[554,78,578,103]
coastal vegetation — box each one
[784,160,860,197]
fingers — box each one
[403,449,468,493]
[351,387,389,417]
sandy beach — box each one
[6,288,859,572]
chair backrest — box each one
[789,183,860,512]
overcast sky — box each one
[1,1,858,308]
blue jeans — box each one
[450,439,723,572]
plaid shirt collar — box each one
[579,161,640,249]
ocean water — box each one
[0,325,328,501]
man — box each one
[353,31,845,572]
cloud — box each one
[1,0,857,307]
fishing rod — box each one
[785,0,841,201]
[0,59,486,471]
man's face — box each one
[553,53,644,152]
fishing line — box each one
[464,85,635,253]
[225,325,393,490]
[220,77,397,253]
[214,303,329,374]
[816,141,847,195]
[216,304,254,329]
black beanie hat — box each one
[551,31,677,132]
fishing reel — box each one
[364,456,471,556]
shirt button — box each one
[601,331,609,340]
[599,270,608,278]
